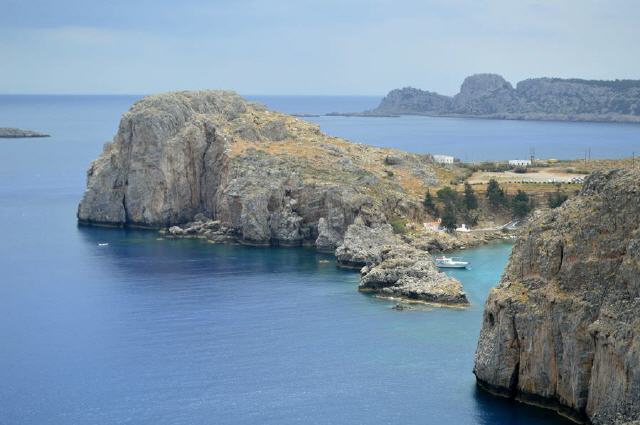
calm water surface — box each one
[0,95,597,424]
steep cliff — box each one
[78,90,438,247]
[369,74,640,122]
[474,169,640,424]
[78,90,469,305]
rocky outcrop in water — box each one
[334,220,398,268]
[360,244,468,305]
[474,169,640,423]
[368,74,640,122]
[0,127,50,138]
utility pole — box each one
[529,147,535,165]
[584,149,587,165]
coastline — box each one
[322,111,640,125]
[475,379,587,424]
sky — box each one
[1,0,639,95]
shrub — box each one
[389,217,408,234]
[437,186,459,205]
[547,191,569,209]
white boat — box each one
[435,256,469,269]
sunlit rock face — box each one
[78,90,438,247]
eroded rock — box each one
[474,169,640,424]
[359,244,468,305]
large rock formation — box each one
[78,90,438,247]
[368,74,640,122]
[334,219,398,268]
[360,244,468,305]
[474,169,640,424]
[78,90,471,306]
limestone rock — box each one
[77,90,439,248]
[359,244,468,305]
[473,169,640,424]
[335,220,398,268]
[367,75,640,122]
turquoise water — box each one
[0,95,587,424]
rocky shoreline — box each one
[160,213,513,305]
[0,127,50,138]
[77,90,489,307]
[360,74,640,124]
[324,110,640,124]
[162,216,480,305]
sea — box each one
[2,94,638,425]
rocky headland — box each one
[78,90,471,306]
[0,127,50,138]
[358,74,640,123]
[474,168,640,424]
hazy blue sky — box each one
[2,0,639,95]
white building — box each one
[508,159,532,167]
[455,224,471,233]
[433,154,455,164]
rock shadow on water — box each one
[76,225,349,284]
[472,385,577,425]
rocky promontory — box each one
[365,74,640,123]
[474,169,640,423]
[0,127,50,138]
[360,244,468,305]
[78,90,467,306]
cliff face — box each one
[78,90,437,248]
[79,91,470,306]
[371,74,640,122]
[474,169,640,424]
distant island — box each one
[340,74,640,123]
[0,127,50,138]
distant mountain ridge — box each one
[366,74,640,123]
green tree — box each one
[436,186,459,205]
[511,190,532,217]
[423,190,438,216]
[486,179,506,208]
[463,209,479,226]
[440,202,457,231]
[547,190,568,209]
[463,183,478,210]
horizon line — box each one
[0,92,385,97]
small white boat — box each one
[435,256,469,269]
[98,243,109,247]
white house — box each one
[433,154,455,164]
[455,224,471,233]
[508,159,532,167]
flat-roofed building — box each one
[508,159,532,167]
[434,154,455,164]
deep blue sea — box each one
[2,94,630,425]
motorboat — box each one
[435,256,469,269]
